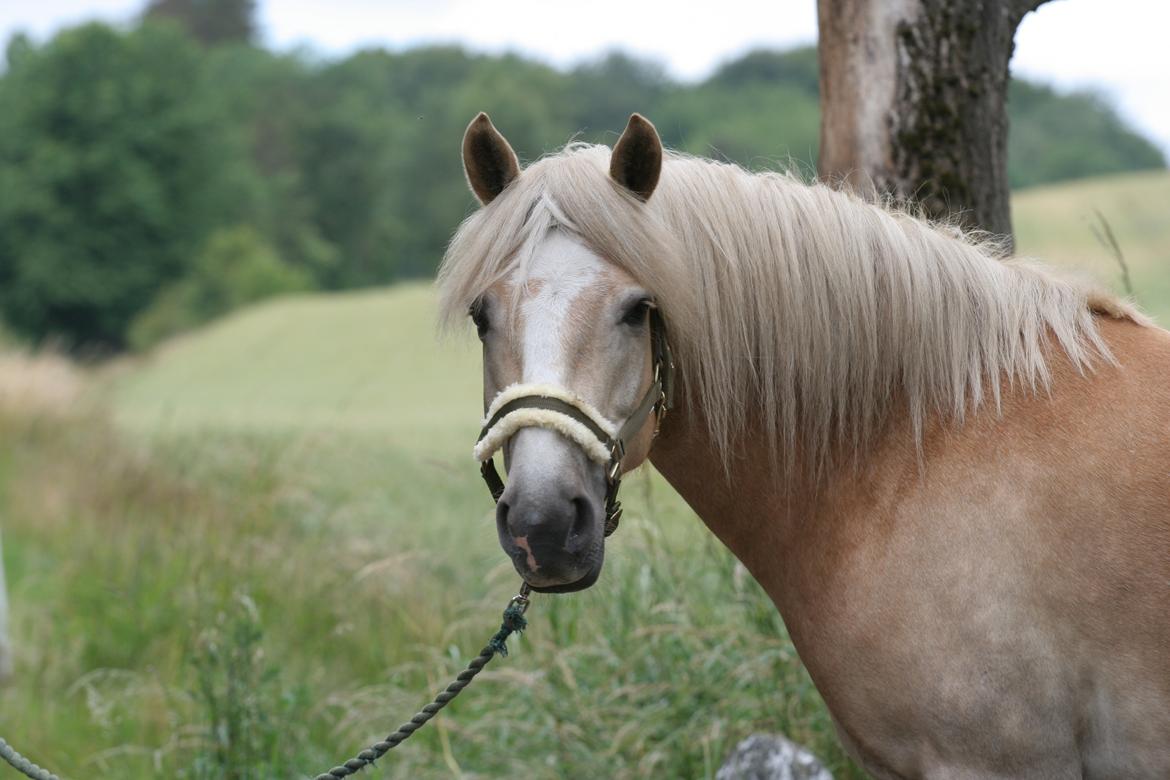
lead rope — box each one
[0,737,60,780]
[312,583,531,779]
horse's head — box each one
[458,113,671,593]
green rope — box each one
[0,736,60,780]
[312,586,530,779]
[487,602,528,656]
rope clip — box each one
[509,582,533,615]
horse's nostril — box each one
[570,496,592,541]
[496,499,510,535]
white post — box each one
[0,526,11,682]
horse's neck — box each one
[647,390,914,618]
[648,396,814,599]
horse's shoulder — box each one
[1098,313,1170,365]
[1082,315,1170,414]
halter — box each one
[476,308,675,537]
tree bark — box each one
[817,0,1049,251]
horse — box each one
[437,112,1170,778]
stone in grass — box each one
[716,734,834,780]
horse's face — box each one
[460,113,665,592]
[473,232,657,591]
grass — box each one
[0,414,848,779]
[1,169,1168,779]
[1013,168,1170,322]
[110,284,482,455]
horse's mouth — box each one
[502,527,605,593]
[526,559,603,594]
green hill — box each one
[111,283,481,454]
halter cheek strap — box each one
[475,309,674,538]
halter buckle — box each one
[607,440,625,483]
[651,355,671,429]
[508,582,532,614]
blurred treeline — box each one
[0,1,1164,350]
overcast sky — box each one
[3,0,1168,152]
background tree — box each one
[817,0,1051,248]
[143,0,257,46]
[0,22,244,348]
[129,225,310,349]
[1007,80,1166,188]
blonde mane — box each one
[438,143,1140,473]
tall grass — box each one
[0,407,859,778]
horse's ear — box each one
[610,113,662,201]
[462,112,520,206]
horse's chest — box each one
[776,519,1170,779]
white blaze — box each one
[503,230,607,486]
[516,230,603,386]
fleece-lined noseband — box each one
[476,308,674,537]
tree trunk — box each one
[817,0,1049,252]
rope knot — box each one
[488,602,528,657]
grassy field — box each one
[1,170,1167,779]
[111,285,482,452]
[1014,168,1170,322]
[2,379,843,779]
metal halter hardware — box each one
[477,307,675,538]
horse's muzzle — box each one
[495,481,605,591]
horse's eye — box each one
[620,297,652,328]
[469,299,490,339]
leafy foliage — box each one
[0,22,244,348]
[144,0,258,46]
[708,46,820,96]
[0,17,1163,349]
[129,225,311,350]
[1008,80,1167,188]
[656,82,821,170]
